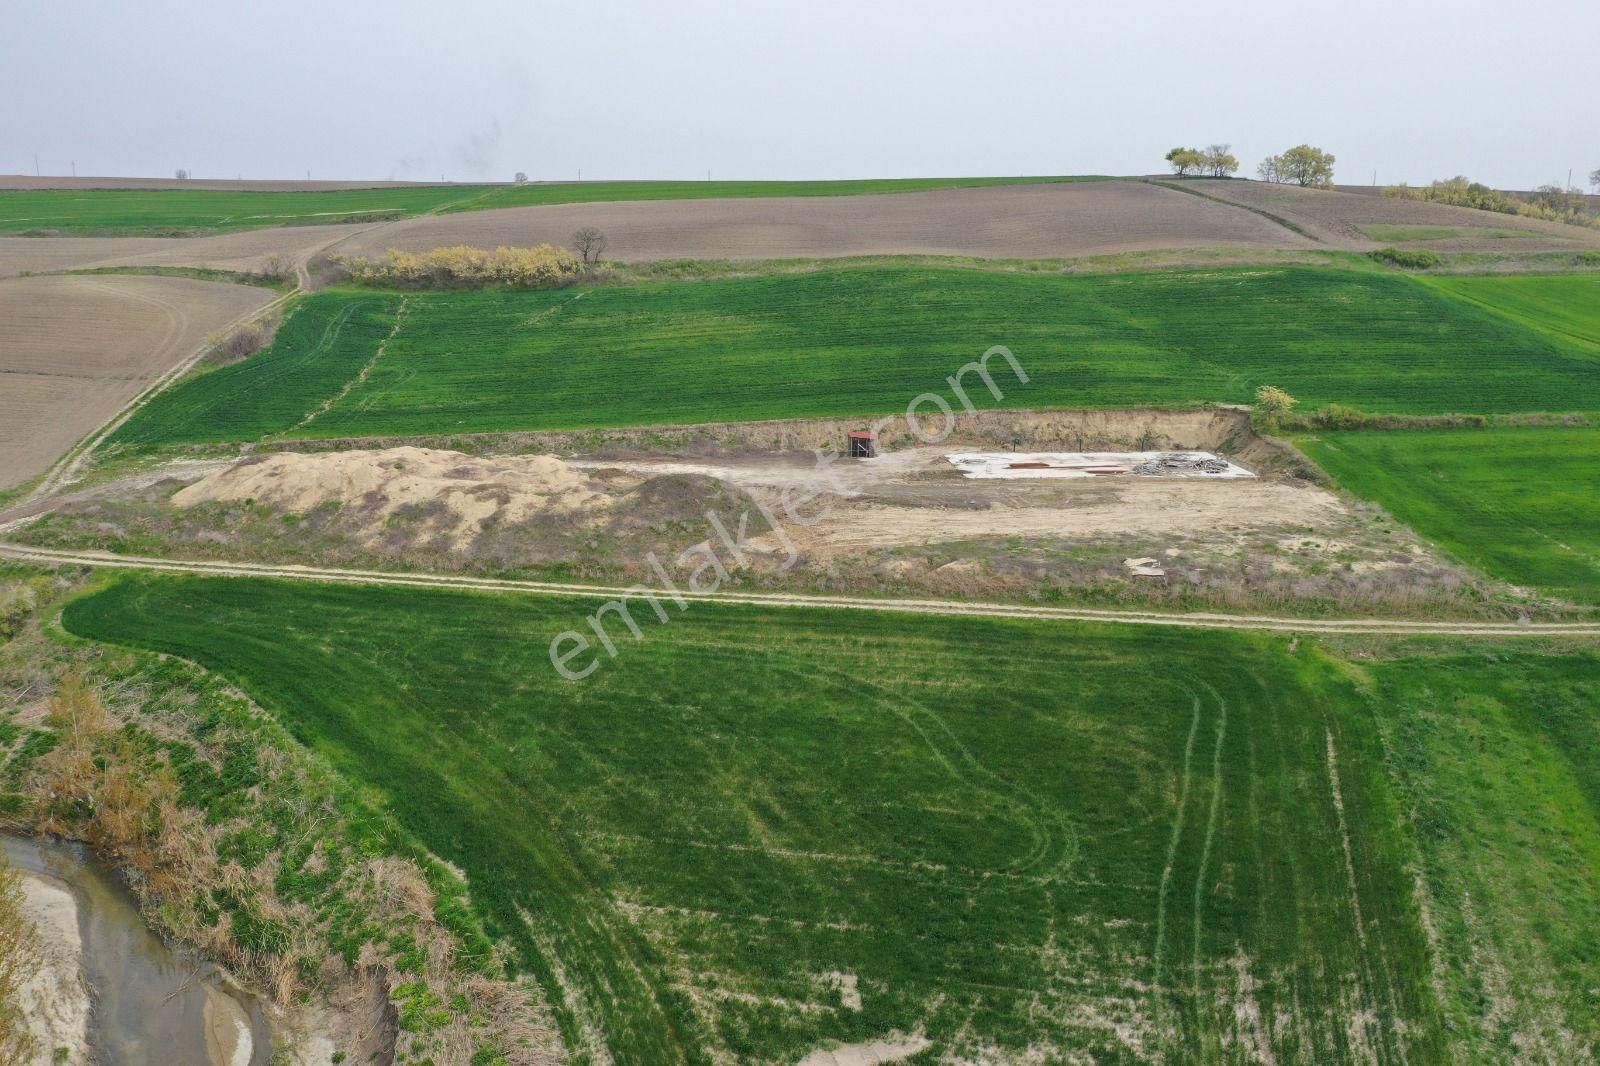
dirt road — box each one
[4,542,1595,638]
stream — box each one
[4,834,272,1065]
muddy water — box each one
[3,835,272,1066]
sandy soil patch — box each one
[203,986,254,1066]
[763,479,1344,560]
[945,451,1254,479]
[337,181,1316,262]
[186,441,1343,564]
[17,871,90,1066]
[19,408,1513,616]
[798,1033,932,1066]
[1188,180,1600,250]
[173,446,613,550]
[0,274,275,490]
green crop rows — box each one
[1369,645,1600,1060]
[0,176,1096,236]
[0,186,485,235]
[1421,273,1600,353]
[1301,426,1600,604]
[107,266,1600,450]
[107,292,402,449]
[59,574,1597,1063]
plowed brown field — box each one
[1189,179,1600,250]
[0,274,275,489]
[337,181,1317,261]
[0,222,367,278]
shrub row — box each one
[1369,247,1442,270]
[337,244,585,289]
[1383,177,1598,229]
[1282,404,1590,432]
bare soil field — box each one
[1188,179,1600,250]
[0,222,367,278]
[0,274,275,490]
[337,181,1317,261]
[10,410,1542,618]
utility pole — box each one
[71,160,76,177]
[34,154,40,177]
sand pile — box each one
[173,447,612,549]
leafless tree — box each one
[174,168,189,180]
[571,226,607,268]
[1203,144,1240,178]
[514,171,528,184]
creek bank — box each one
[4,834,270,1066]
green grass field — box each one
[106,291,404,447]
[1367,645,1600,1061]
[59,577,1600,1062]
[0,186,486,235]
[0,176,1096,236]
[1301,427,1600,603]
[1421,273,1600,352]
[106,266,1600,450]
[1356,224,1544,242]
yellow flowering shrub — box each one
[339,244,585,289]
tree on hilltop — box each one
[1203,145,1240,178]
[1258,145,1335,188]
[1165,147,1206,177]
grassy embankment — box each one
[59,574,1600,1063]
[1355,224,1547,242]
[0,176,1101,236]
[105,266,1600,451]
[0,565,539,1064]
[1301,427,1600,604]
[1419,273,1600,351]
[1294,275,1600,602]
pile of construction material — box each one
[1130,453,1233,476]
[945,451,1254,480]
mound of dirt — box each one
[608,473,773,533]
[173,447,612,551]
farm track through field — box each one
[5,542,1600,637]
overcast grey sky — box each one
[5,0,1597,189]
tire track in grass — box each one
[1191,682,1228,997]
[284,296,409,434]
[1325,727,1386,1060]
[1153,685,1204,1032]
[812,666,1075,878]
